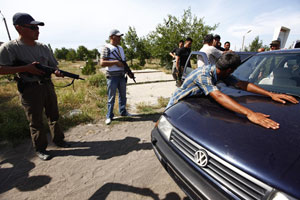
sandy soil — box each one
[0,70,187,200]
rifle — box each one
[16,60,84,80]
[14,60,84,88]
[111,50,136,83]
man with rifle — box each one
[0,12,71,160]
[100,29,133,125]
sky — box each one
[1,0,300,51]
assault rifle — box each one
[111,50,136,83]
[16,60,85,80]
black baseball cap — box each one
[13,12,44,26]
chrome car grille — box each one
[170,129,273,200]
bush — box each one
[82,59,96,75]
[0,101,30,145]
[88,73,107,87]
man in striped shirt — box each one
[100,29,131,125]
[166,52,298,129]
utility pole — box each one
[0,10,11,41]
[241,30,251,51]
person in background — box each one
[175,37,193,87]
[100,29,132,125]
[294,40,300,48]
[170,40,184,81]
[198,34,223,67]
[258,47,265,52]
[169,40,184,59]
[214,34,225,51]
[270,40,280,51]
[0,12,70,161]
[224,41,231,51]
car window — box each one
[182,52,208,80]
[233,53,300,96]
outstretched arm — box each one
[209,90,280,129]
[236,81,299,104]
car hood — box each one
[165,86,300,197]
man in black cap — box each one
[0,12,70,160]
[100,29,132,125]
[270,40,280,51]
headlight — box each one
[157,116,173,140]
[270,191,295,200]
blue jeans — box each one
[106,75,127,119]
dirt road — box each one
[0,71,187,200]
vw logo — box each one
[194,149,208,167]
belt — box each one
[21,80,52,86]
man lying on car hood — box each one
[166,52,299,129]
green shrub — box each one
[82,59,96,75]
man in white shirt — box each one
[197,34,223,67]
[100,29,131,125]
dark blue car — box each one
[151,49,300,200]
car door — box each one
[182,51,209,81]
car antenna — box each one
[0,10,11,41]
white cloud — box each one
[225,8,300,49]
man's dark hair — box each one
[225,41,230,45]
[203,34,214,44]
[214,34,221,40]
[295,41,300,48]
[186,37,193,42]
[179,40,184,43]
[216,52,241,71]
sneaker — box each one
[105,118,112,125]
[36,150,51,161]
[54,140,71,148]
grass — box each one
[136,97,169,114]
[0,61,108,145]
[0,59,167,145]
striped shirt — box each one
[166,64,239,108]
[101,44,126,77]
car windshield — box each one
[233,52,300,97]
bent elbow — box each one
[100,60,106,67]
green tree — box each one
[136,38,151,66]
[77,45,89,60]
[66,49,77,62]
[54,47,69,60]
[123,26,139,66]
[148,8,217,67]
[245,36,269,52]
[88,49,100,59]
